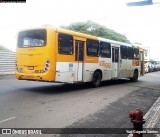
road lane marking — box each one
[0,117,16,123]
[87,88,106,94]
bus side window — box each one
[120,45,127,59]
[134,48,140,60]
[127,47,134,59]
[112,48,115,62]
[115,47,119,62]
[100,41,111,58]
[86,39,99,57]
[58,33,73,55]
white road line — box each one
[0,117,16,123]
[87,88,106,94]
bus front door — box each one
[140,50,144,76]
[75,41,84,82]
[112,47,119,78]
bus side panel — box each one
[98,57,112,81]
[55,62,76,83]
[55,32,76,83]
[83,58,112,82]
[132,60,141,77]
[83,46,99,82]
[119,59,132,78]
[83,63,98,82]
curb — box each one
[144,97,160,128]
[128,97,160,137]
[0,72,15,75]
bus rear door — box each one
[75,40,84,82]
[112,47,119,78]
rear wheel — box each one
[92,71,102,87]
[130,70,138,82]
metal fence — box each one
[0,51,16,75]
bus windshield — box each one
[17,29,46,48]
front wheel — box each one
[92,71,102,87]
[130,70,138,82]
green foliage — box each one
[60,21,130,43]
[0,45,10,51]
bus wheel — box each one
[130,70,138,82]
[92,71,102,87]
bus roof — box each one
[19,26,132,47]
[56,27,132,47]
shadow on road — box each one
[21,79,137,94]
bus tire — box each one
[92,71,102,87]
[130,70,138,82]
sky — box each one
[0,0,160,60]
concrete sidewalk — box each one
[143,97,160,137]
[144,97,160,128]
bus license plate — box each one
[28,66,34,70]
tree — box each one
[60,21,130,43]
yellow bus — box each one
[16,26,144,87]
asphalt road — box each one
[0,72,160,137]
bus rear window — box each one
[18,29,46,47]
